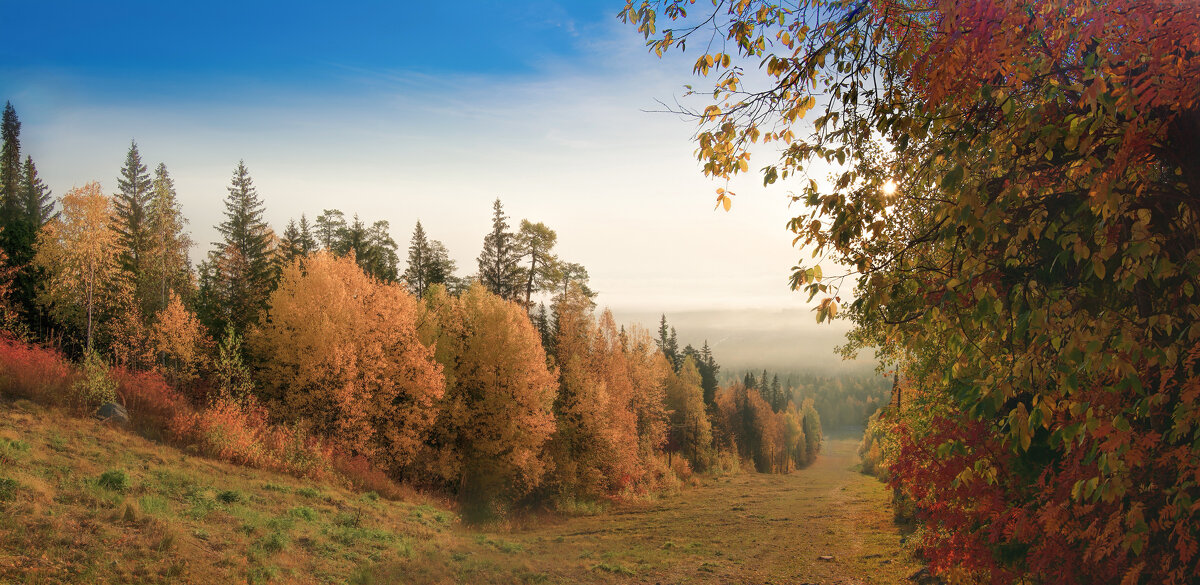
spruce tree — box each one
[279,219,302,263]
[0,102,21,226]
[296,214,316,255]
[114,141,155,315]
[476,198,523,300]
[146,163,191,313]
[699,340,720,405]
[403,220,431,297]
[21,156,54,228]
[210,160,273,335]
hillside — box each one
[1,399,919,584]
[0,399,458,584]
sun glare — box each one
[881,179,898,197]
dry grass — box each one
[0,397,920,584]
[0,399,458,584]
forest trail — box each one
[390,436,922,584]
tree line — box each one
[0,102,822,518]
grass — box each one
[0,399,460,584]
[0,399,924,585]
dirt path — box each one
[424,436,921,585]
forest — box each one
[0,105,829,522]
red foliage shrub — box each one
[332,452,407,500]
[0,335,78,407]
[170,396,335,480]
[111,367,191,437]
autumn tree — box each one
[252,252,444,476]
[418,282,556,517]
[625,325,672,457]
[150,292,211,387]
[33,182,121,350]
[625,1,1200,581]
[476,198,524,300]
[664,356,713,470]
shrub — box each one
[97,469,129,493]
[0,477,18,501]
[0,335,77,406]
[112,367,190,437]
[73,350,117,409]
[170,395,335,480]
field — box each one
[0,399,919,584]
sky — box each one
[0,0,874,373]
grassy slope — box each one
[0,399,458,585]
[0,399,919,585]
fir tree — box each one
[403,221,431,297]
[0,102,21,226]
[476,198,523,300]
[296,214,316,255]
[146,163,192,314]
[21,156,53,228]
[699,340,720,405]
[279,219,304,264]
[209,160,273,335]
[114,141,155,315]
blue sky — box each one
[0,1,869,371]
[3,1,617,95]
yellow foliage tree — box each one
[665,357,714,470]
[419,283,556,517]
[150,292,211,387]
[33,182,121,350]
[252,252,443,476]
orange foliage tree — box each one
[150,292,211,388]
[418,283,556,516]
[549,285,648,499]
[251,252,443,477]
[665,357,713,471]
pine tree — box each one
[0,102,21,228]
[146,163,192,314]
[279,219,303,263]
[0,102,34,319]
[314,209,345,250]
[114,141,155,317]
[209,160,273,335]
[403,221,431,297]
[517,220,559,309]
[296,214,316,255]
[699,340,720,405]
[476,198,523,300]
[21,156,53,228]
[363,219,398,281]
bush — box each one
[112,367,190,437]
[0,335,77,406]
[98,469,129,493]
[0,477,18,501]
[73,350,117,409]
[170,396,334,480]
